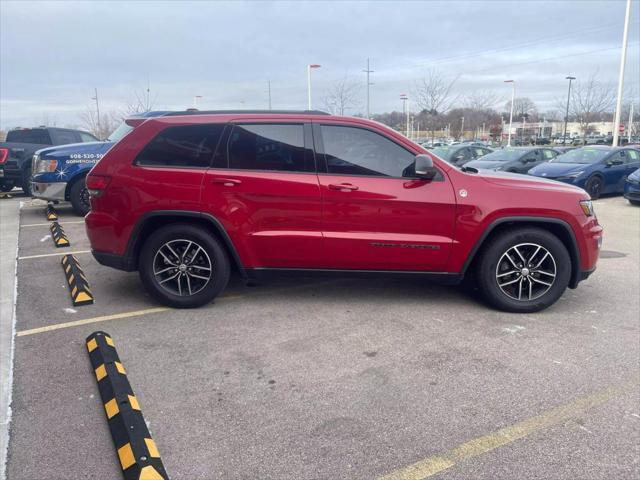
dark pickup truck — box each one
[0,127,98,195]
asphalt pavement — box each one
[1,194,638,480]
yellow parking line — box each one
[21,221,85,227]
[378,379,639,480]
[18,250,91,260]
[15,279,341,337]
[16,307,170,337]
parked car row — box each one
[434,145,640,200]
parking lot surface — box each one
[2,194,639,479]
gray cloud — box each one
[1,0,638,129]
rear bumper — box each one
[92,250,136,272]
[32,181,67,201]
[0,164,23,182]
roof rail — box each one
[164,109,330,116]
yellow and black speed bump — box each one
[50,221,70,248]
[86,332,169,480]
[46,202,58,221]
[61,254,94,306]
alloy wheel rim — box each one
[495,243,556,301]
[153,239,212,296]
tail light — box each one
[0,148,8,164]
[86,174,111,197]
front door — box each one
[314,123,456,272]
[201,122,323,268]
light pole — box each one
[400,94,408,137]
[460,116,465,141]
[612,0,632,146]
[504,80,515,146]
[91,88,101,139]
[363,58,374,119]
[563,76,576,144]
[268,81,272,110]
[193,95,203,108]
[307,64,321,110]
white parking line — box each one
[21,221,85,228]
[18,250,91,260]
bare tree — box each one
[123,86,157,115]
[504,97,538,120]
[323,77,360,115]
[79,106,120,140]
[569,72,614,135]
[463,90,500,110]
[414,69,459,141]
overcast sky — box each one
[1,0,638,129]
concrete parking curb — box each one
[49,222,70,248]
[61,254,93,306]
[86,332,169,480]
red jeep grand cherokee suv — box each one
[86,111,602,312]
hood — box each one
[477,170,586,195]
[36,141,114,159]
[464,160,506,170]
[529,162,587,177]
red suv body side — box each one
[86,113,601,291]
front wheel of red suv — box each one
[475,228,571,313]
[139,223,230,308]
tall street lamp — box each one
[307,64,321,110]
[612,0,632,146]
[504,80,515,146]
[400,94,408,137]
[460,116,465,141]
[563,76,576,144]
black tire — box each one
[21,167,32,196]
[69,178,91,216]
[0,182,14,192]
[585,175,603,200]
[138,223,230,308]
[475,227,571,313]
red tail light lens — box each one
[0,148,8,165]
[86,174,111,197]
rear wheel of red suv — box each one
[475,228,571,313]
[139,223,230,308]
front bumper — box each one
[624,183,640,201]
[31,181,67,201]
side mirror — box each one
[414,154,438,179]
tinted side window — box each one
[626,150,639,161]
[55,130,79,145]
[321,125,416,177]
[227,124,310,172]
[79,132,98,143]
[135,124,224,168]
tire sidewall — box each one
[477,228,571,313]
[21,168,32,196]
[585,175,603,199]
[139,224,230,308]
[70,178,90,216]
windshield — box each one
[432,146,454,161]
[107,121,134,142]
[552,148,611,164]
[477,149,525,162]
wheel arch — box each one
[64,171,88,201]
[461,216,582,289]
[124,211,245,278]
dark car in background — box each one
[529,146,640,199]
[0,127,98,194]
[431,144,492,166]
[463,147,559,173]
[624,167,640,205]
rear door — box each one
[314,122,456,272]
[201,122,323,269]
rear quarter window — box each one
[135,124,225,168]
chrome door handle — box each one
[211,178,241,186]
[328,183,359,191]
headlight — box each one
[562,170,584,179]
[579,199,595,217]
[35,158,58,174]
